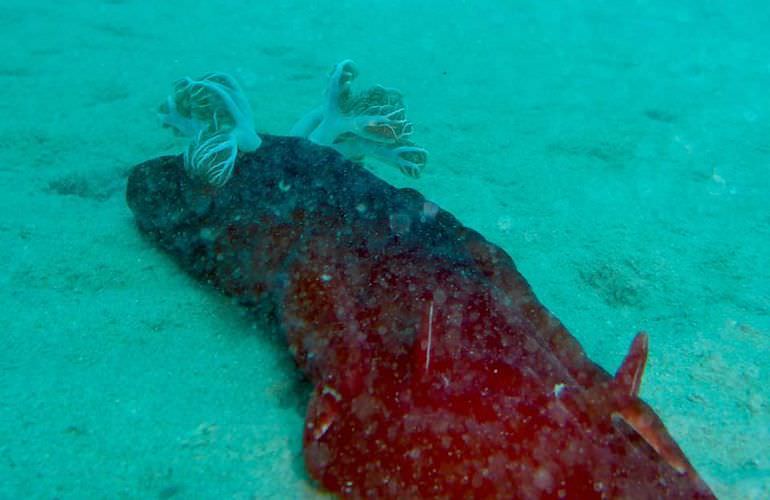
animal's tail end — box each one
[612,333,705,485]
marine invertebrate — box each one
[127,135,715,498]
[291,60,428,178]
[159,73,261,186]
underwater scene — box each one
[1,0,768,498]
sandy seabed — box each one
[1,1,768,498]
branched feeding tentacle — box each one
[290,60,428,178]
[159,73,261,187]
[184,130,239,187]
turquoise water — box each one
[1,1,768,498]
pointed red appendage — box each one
[303,383,344,486]
[614,332,648,396]
[612,332,699,480]
[305,384,343,442]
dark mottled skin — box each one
[127,135,715,499]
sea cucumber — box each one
[126,135,715,499]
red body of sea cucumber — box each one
[127,135,715,499]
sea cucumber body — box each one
[127,135,714,499]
